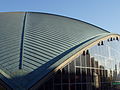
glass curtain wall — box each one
[38,37,120,90]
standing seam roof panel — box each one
[0,12,25,74]
[0,12,111,89]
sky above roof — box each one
[0,0,120,34]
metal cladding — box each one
[0,12,111,89]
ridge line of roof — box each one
[19,12,27,69]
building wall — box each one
[38,37,120,90]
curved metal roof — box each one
[0,12,111,89]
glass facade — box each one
[38,37,120,90]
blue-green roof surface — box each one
[0,12,111,89]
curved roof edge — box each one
[28,11,110,33]
[0,32,119,89]
[0,11,110,33]
[28,33,120,89]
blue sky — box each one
[0,0,120,34]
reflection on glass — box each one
[38,37,120,90]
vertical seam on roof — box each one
[19,12,27,69]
